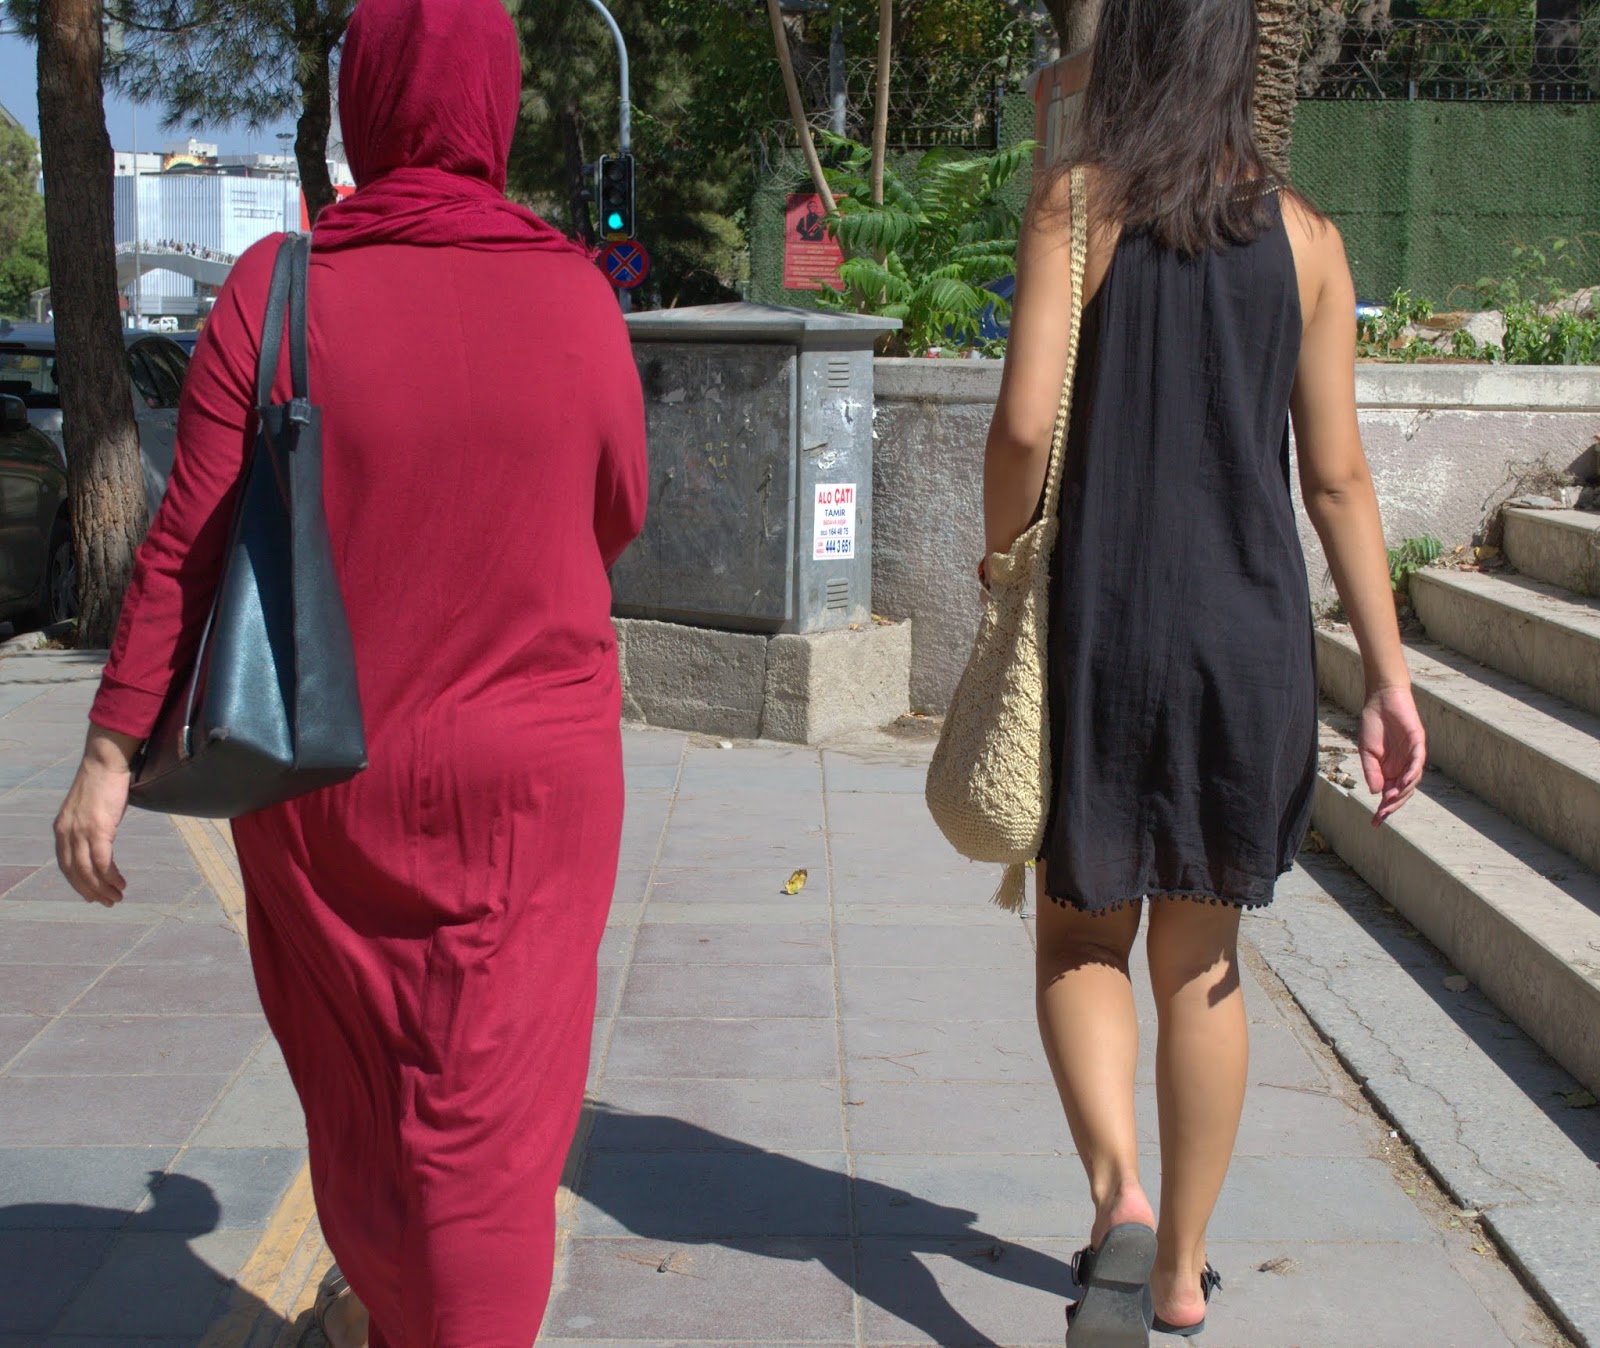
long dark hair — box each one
[1067,0,1284,256]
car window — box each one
[139,339,189,406]
[129,342,181,410]
[0,349,60,408]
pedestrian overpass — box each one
[114,245,234,291]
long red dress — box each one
[89,2,648,1341]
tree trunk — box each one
[36,0,147,649]
[1254,0,1307,175]
[1044,0,1101,53]
[560,105,595,247]
[870,0,892,206]
[765,0,836,215]
[295,29,338,225]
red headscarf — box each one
[313,0,579,253]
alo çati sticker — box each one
[813,483,857,560]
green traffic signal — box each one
[597,152,636,240]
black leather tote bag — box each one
[129,233,367,818]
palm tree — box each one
[1254,0,1310,172]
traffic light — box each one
[597,153,635,241]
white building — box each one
[112,138,353,322]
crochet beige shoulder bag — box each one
[925,163,1088,912]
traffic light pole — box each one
[583,0,633,312]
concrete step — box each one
[1502,505,1600,599]
[1411,568,1600,720]
[1313,714,1600,1097]
[1317,625,1600,875]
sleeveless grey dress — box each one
[1040,199,1317,914]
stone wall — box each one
[872,358,1600,715]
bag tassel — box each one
[992,862,1030,913]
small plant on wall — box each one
[816,134,1034,357]
[1388,536,1444,601]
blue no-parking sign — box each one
[600,240,651,290]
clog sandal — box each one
[309,1265,365,1348]
[1065,1222,1158,1348]
[1149,1263,1222,1338]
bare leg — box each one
[1035,870,1156,1247]
[1145,899,1247,1330]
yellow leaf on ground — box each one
[783,869,809,895]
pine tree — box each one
[35,0,147,646]
[6,0,355,222]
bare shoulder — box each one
[1281,193,1347,281]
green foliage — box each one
[1388,536,1443,595]
[816,135,1033,355]
[1356,288,1438,362]
[508,0,765,307]
[2,0,354,131]
[0,122,46,319]
[1462,234,1600,365]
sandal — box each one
[309,1264,364,1348]
[1149,1264,1222,1338]
[1065,1222,1158,1348]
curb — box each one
[173,811,329,1346]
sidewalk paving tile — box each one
[51,1228,258,1337]
[0,1014,46,1066]
[548,1238,857,1342]
[574,1152,851,1239]
[189,1058,309,1150]
[136,1149,304,1231]
[620,963,837,1020]
[842,1080,1068,1156]
[588,1081,846,1154]
[0,918,151,965]
[605,1017,840,1081]
[0,1230,119,1335]
[0,1075,233,1146]
[631,923,833,966]
[69,960,263,1016]
[0,1148,180,1226]
[0,964,105,1015]
[12,1014,266,1076]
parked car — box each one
[0,393,73,630]
[0,321,190,518]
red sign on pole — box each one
[783,193,844,292]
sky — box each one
[0,31,297,155]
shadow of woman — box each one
[0,1170,295,1344]
[576,1103,1080,1347]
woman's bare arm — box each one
[1287,203,1425,822]
[983,177,1081,558]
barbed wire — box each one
[1299,16,1599,102]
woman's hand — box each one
[55,727,141,906]
[1358,684,1426,827]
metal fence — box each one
[1299,16,1600,102]
[757,52,1029,158]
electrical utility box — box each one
[614,304,900,635]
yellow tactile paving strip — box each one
[173,815,334,1346]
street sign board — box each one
[600,240,650,290]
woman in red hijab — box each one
[53,0,648,1342]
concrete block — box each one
[1318,626,1600,873]
[614,618,766,740]
[1312,733,1600,1096]
[762,621,910,744]
[614,617,911,744]
[1412,569,1600,719]
[1503,506,1600,598]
